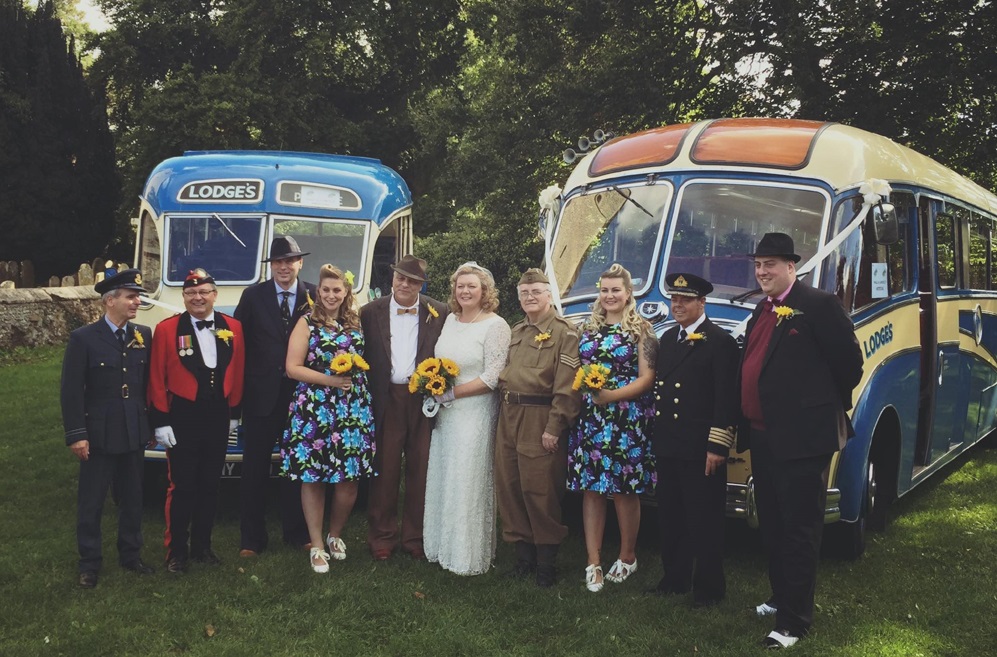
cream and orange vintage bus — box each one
[544,118,997,557]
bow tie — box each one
[195,319,214,330]
[396,308,418,315]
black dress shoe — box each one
[122,559,155,575]
[535,564,557,588]
[78,571,98,588]
[165,557,188,574]
[505,559,536,579]
[191,549,222,566]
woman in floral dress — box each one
[567,263,657,592]
[282,264,375,573]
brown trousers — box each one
[366,383,432,553]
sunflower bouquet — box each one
[329,353,370,376]
[408,357,460,417]
[571,363,612,393]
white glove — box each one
[154,425,176,448]
[229,419,240,435]
[434,388,456,405]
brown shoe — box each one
[406,548,426,561]
[239,549,259,558]
[371,548,392,561]
[78,571,98,588]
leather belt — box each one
[502,390,553,406]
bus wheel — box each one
[825,460,875,560]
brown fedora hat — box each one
[391,254,428,282]
[262,236,310,262]
[748,232,801,263]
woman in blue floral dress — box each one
[282,264,375,573]
[567,263,657,592]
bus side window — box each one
[969,212,990,290]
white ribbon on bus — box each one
[539,184,564,314]
[729,177,893,339]
[139,295,184,315]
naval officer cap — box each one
[94,268,146,295]
[518,268,549,285]
[665,272,713,298]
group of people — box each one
[60,231,862,650]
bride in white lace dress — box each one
[423,262,511,575]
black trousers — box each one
[655,456,727,603]
[165,396,229,561]
[751,433,831,637]
[77,449,144,572]
[239,389,308,552]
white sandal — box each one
[309,547,330,573]
[584,564,604,592]
[326,535,346,561]
[605,558,637,583]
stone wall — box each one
[0,287,103,350]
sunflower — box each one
[440,358,460,377]
[408,373,421,394]
[571,367,586,391]
[417,358,441,376]
[584,370,607,390]
[330,353,354,373]
[352,354,370,371]
[426,375,448,396]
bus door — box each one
[914,199,968,466]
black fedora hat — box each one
[748,232,801,263]
[390,255,428,282]
[262,236,310,262]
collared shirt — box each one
[192,312,218,368]
[274,279,297,313]
[768,279,795,309]
[677,313,706,341]
[104,315,127,336]
[389,296,420,384]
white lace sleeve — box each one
[480,318,512,389]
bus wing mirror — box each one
[872,202,899,245]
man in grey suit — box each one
[60,268,156,588]
[361,255,448,560]
[235,236,315,556]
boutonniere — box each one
[425,302,439,324]
[534,331,552,349]
[212,328,235,345]
[127,329,145,349]
[296,291,314,313]
[774,306,804,326]
[685,332,706,343]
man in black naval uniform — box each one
[650,272,739,606]
[60,268,156,588]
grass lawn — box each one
[1,346,995,656]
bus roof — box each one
[141,150,412,224]
[567,118,997,216]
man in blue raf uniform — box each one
[650,273,739,607]
[739,233,863,649]
[60,268,156,588]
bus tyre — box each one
[825,460,876,560]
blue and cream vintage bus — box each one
[543,118,997,557]
[133,150,413,479]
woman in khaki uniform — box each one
[494,269,581,588]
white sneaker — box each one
[763,630,799,649]
[309,547,330,573]
[326,535,346,561]
[756,602,778,617]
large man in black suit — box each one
[738,233,863,649]
[651,273,739,607]
[235,236,315,556]
[60,269,156,588]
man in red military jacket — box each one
[148,269,245,573]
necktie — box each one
[195,319,214,330]
[280,291,291,329]
[678,328,687,342]
[396,307,418,315]
[115,328,126,347]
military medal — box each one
[178,334,194,356]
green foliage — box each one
[0,0,120,279]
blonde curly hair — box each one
[584,263,652,340]
[310,264,360,331]
[447,262,500,315]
